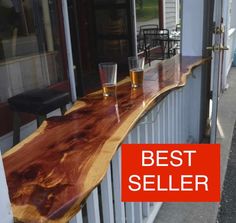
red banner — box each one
[122,144,220,202]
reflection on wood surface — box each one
[3,55,210,223]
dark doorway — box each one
[68,0,134,96]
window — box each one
[0,0,67,103]
[136,0,159,30]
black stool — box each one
[8,88,70,145]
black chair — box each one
[137,24,159,53]
[139,24,159,36]
[8,88,70,145]
[156,29,171,59]
[142,28,160,64]
[143,28,171,64]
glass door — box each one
[69,0,133,95]
[94,0,132,71]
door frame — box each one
[202,0,215,141]
[181,0,214,142]
[210,0,224,143]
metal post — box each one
[61,0,77,102]
[130,0,138,56]
[42,0,54,52]
[210,0,222,143]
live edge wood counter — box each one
[3,55,210,223]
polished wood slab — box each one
[3,55,210,223]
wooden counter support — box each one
[3,55,210,223]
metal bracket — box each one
[206,44,229,52]
[212,22,224,34]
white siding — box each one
[164,0,177,30]
[181,0,204,56]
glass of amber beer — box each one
[128,56,145,88]
[99,62,117,97]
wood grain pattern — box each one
[3,55,210,223]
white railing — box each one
[0,67,203,223]
[69,67,203,223]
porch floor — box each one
[154,67,236,223]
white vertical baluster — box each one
[146,202,162,223]
[142,202,150,218]
[170,92,172,142]
[178,89,182,143]
[150,107,155,209]
[175,91,179,143]
[183,88,185,141]
[178,89,181,142]
[184,82,189,142]
[137,125,141,143]
[144,115,149,143]
[126,203,135,223]
[139,116,146,143]
[173,92,176,143]
[101,165,114,223]
[157,103,162,143]
[180,89,182,141]
[167,94,172,143]
[134,203,142,223]
[163,99,168,143]
[174,91,177,142]
[112,149,125,223]
[69,211,83,223]
[86,188,100,223]
[171,92,174,143]
[130,125,137,143]
[0,151,13,223]
[163,100,167,143]
[142,117,150,218]
[182,86,186,142]
[162,101,166,143]
[146,111,152,143]
[172,92,176,143]
[179,89,183,143]
[151,109,156,143]
[156,104,161,143]
[126,134,135,223]
[127,133,132,144]
[183,87,187,142]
